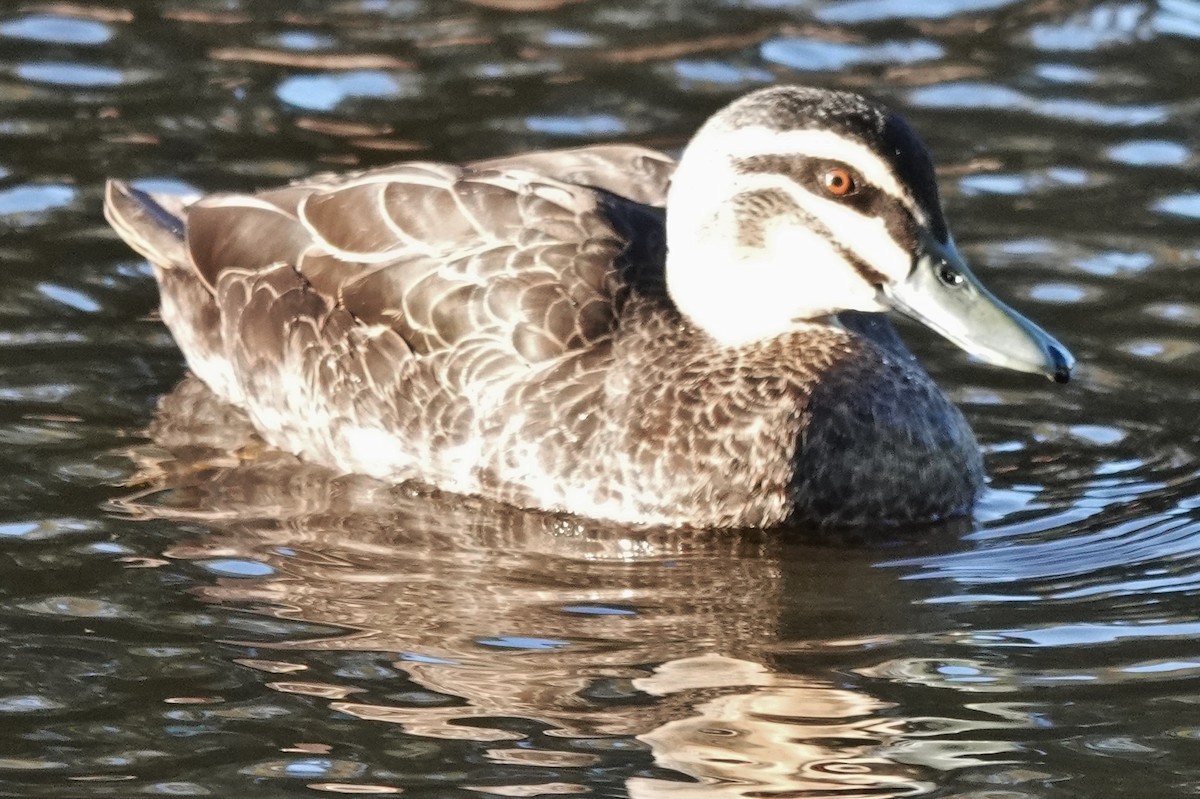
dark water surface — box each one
[2,0,1200,796]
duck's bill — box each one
[884,235,1074,383]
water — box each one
[1,0,1199,795]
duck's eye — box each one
[821,167,857,198]
[937,262,965,287]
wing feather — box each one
[296,158,647,365]
[469,144,674,207]
[186,198,311,289]
[109,145,675,407]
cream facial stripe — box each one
[694,127,923,219]
[735,188,892,287]
[733,154,923,270]
[728,172,913,283]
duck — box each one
[104,85,1074,529]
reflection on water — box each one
[105,373,1200,796]
[111,379,1009,798]
[2,0,1200,796]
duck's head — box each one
[665,85,1073,382]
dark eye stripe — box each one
[733,154,922,258]
[734,154,819,192]
[735,154,899,202]
[732,188,890,286]
[861,200,919,257]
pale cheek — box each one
[762,226,884,313]
[829,215,911,281]
[754,225,828,293]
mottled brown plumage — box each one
[103,88,1014,529]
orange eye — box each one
[822,167,857,197]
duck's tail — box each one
[103,180,196,271]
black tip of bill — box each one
[1049,343,1074,384]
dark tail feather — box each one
[104,179,192,268]
[127,184,185,238]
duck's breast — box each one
[790,331,983,527]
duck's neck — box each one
[663,173,820,347]
[834,311,921,364]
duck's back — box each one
[105,145,980,529]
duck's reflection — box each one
[628,654,932,798]
[115,376,1020,798]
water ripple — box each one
[0,14,113,45]
[1107,139,1191,166]
[15,61,127,87]
[275,70,423,112]
[909,82,1168,126]
[1153,193,1200,220]
[1026,4,1147,51]
[0,184,76,217]
[816,0,1019,23]
[761,37,943,71]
